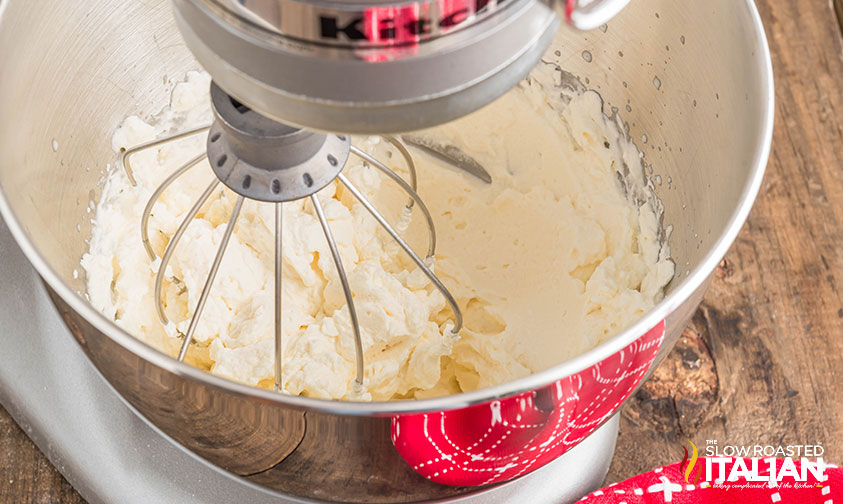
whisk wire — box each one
[122,124,211,186]
[338,173,463,335]
[142,152,208,261]
[349,145,437,260]
[310,194,365,386]
[154,179,220,326]
[382,135,418,210]
[177,195,245,362]
[274,202,284,392]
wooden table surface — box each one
[2,0,841,501]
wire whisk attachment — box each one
[120,82,463,394]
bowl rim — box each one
[0,0,774,417]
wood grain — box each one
[1,0,842,501]
[0,405,84,504]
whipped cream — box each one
[82,68,673,401]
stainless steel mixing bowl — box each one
[0,0,773,501]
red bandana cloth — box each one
[579,458,840,503]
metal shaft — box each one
[178,195,245,362]
[338,173,463,335]
[310,194,364,386]
[274,202,283,392]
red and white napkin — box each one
[579,458,840,503]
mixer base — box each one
[0,220,617,504]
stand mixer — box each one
[125,0,627,393]
[0,0,774,501]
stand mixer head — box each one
[171,0,630,133]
